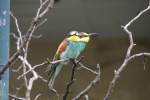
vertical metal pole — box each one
[0,0,10,100]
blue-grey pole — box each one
[0,0,10,100]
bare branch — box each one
[129,52,150,60]
[72,64,101,100]
[10,12,23,43]
[17,61,48,79]
[7,1,57,100]
[103,1,150,100]
[38,74,48,83]
[11,65,22,72]
[38,0,55,18]
[17,58,69,79]
[123,3,150,30]
[0,48,22,75]
[0,0,55,75]
[63,57,84,100]
[34,93,42,100]
[35,18,47,29]
[9,94,25,100]
[77,62,98,75]
[84,94,89,100]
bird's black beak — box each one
[88,33,98,38]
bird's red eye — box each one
[79,35,88,38]
[79,35,83,38]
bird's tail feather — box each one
[47,63,59,77]
[47,63,63,88]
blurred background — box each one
[10,0,150,100]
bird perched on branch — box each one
[47,31,97,88]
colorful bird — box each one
[47,31,97,88]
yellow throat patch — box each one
[80,37,90,43]
[67,35,80,42]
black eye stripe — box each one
[68,34,88,38]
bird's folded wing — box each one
[53,38,68,60]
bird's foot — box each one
[70,58,76,64]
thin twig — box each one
[10,12,23,43]
[17,58,69,79]
[77,62,98,75]
[17,61,48,79]
[34,93,42,100]
[72,64,101,100]
[9,94,25,100]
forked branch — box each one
[103,1,150,100]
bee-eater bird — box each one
[47,31,97,88]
